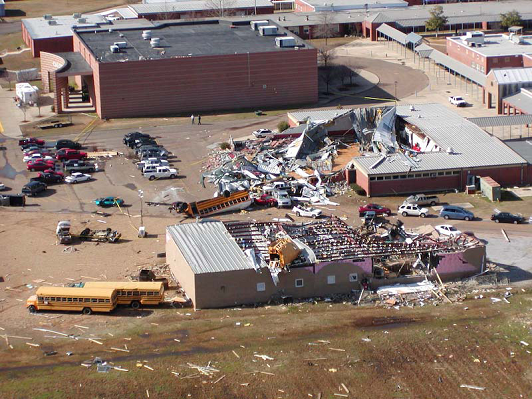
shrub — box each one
[220,142,231,150]
[277,120,289,133]
[350,183,367,196]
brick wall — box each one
[139,6,274,20]
[40,52,66,92]
[524,54,532,67]
[91,49,317,119]
[294,0,314,12]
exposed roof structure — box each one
[429,50,486,86]
[289,108,352,124]
[468,113,532,128]
[490,68,532,85]
[351,103,527,175]
[167,222,254,274]
[448,34,532,57]
[76,20,311,63]
[129,0,272,15]
[22,14,109,39]
[502,89,532,115]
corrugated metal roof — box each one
[288,108,351,123]
[429,50,486,86]
[491,68,532,85]
[167,222,253,274]
[414,43,433,58]
[405,32,422,45]
[366,12,395,24]
[503,90,532,115]
[377,23,407,44]
[131,0,272,14]
[352,103,527,175]
[467,113,532,128]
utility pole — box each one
[138,190,146,238]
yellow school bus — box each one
[82,281,165,309]
[26,287,117,315]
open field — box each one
[0,290,531,398]
[0,50,40,71]
[0,32,26,54]
[1,0,129,20]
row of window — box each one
[256,273,358,292]
[117,290,159,296]
[199,195,248,215]
[38,296,111,303]
[369,170,460,181]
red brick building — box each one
[41,20,317,119]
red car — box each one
[358,203,392,217]
[24,149,53,157]
[254,194,278,207]
[43,169,64,177]
[56,149,87,161]
[19,137,45,146]
[27,160,55,171]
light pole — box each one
[138,190,146,238]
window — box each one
[452,171,460,175]
[493,58,498,64]
[422,173,430,177]
[370,177,376,181]
[392,175,399,180]
[91,298,97,303]
[445,171,453,175]
[399,175,407,179]
[438,172,444,176]
[257,282,266,292]
[376,176,384,181]
[505,57,510,62]
[295,279,304,288]
[349,273,358,282]
[414,174,421,178]
[84,298,90,302]
[384,176,392,180]
[98,299,105,303]
[327,275,336,285]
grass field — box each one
[1,292,531,398]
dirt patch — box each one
[352,315,423,329]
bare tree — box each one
[36,92,45,117]
[320,66,337,95]
[314,13,337,45]
[204,0,236,17]
[3,70,14,91]
[18,102,29,122]
[318,47,335,67]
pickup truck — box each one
[136,158,169,170]
[449,96,467,107]
[143,166,178,181]
[404,194,440,206]
[63,160,98,174]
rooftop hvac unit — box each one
[114,41,127,48]
[150,38,161,48]
[258,25,278,36]
[275,36,296,48]
[142,30,152,40]
[110,45,120,53]
[43,14,52,20]
[250,20,269,31]
[47,20,57,26]
[73,13,81,19]
[77,18,86,23]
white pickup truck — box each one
[143,166,178,181]
[449,96,467,107]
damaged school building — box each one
[166,218,485,309]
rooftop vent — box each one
[73,13,81,19]
[150,38,161,48]
[114,41,127,49]
[77,18,86,24]
[47,20,57,26]
[446,147,455,154]
[275,36,296,48]
[110,45,120,53]
[250,20,269,31]
[43,14,52,20]
[258,25,278,36]
[142,30,152,40]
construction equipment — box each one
[79,227,121,243]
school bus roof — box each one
[82,281,164,290]
[36,286,116,297]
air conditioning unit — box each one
[47,20,57,26]
[77,18,86,24]
[114,41,127,49]
[43,14,53,20]
[73,13,81,19]
[142,30,152,40]
[258,25,278,36]
[110,45,120,53]
[250,20,269,31]
[275,36,296,48]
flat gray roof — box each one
[130,0,272,15]
[429,49,486,86]
[167,222,254,274]
[504,139,532,164]
[300,0,407,11]
[448,34,532,57]
[22,14,109,40]
[55,52,93,76]
[76,20,311,63]
[351,103,527,175]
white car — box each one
[23,154,54,163]
[449,96,467,107]
[0,182,5,190]
[252,128,273,138]
[65,172,92,184]
[435,224,461,237]
[293,205,322,218]
[398,203,428,218]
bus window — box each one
[68,298,73,302]
[140,291,147,296]
[62,297,67,302]
[84,298,90,302]
[105,299,110,303]
[147,292,153,296]
[91,298,97,303]
[127,291,133,296]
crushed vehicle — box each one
[253,193,277,207]
[171,190,252,217]
[273,189,292,208]
[79,227,121,243]
[0,194,25,207]
[56,221,72,244]
[292,204,322,218]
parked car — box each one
[254,194,277,207]
[398,203,428,218]
[404,194,440,207]
[24,149,53,157]
[0,182,5,190]
[491,212,525,224]
[31,172,64,184]
[56,149,87,161]
[65,172,92,184]
[293,205,322,218]
[143,166,178,180]
[135,145,165,156]
[449,96,467,107]
[139,149,168,160]
[95,196,124,207]
[136,158,169,170]
[21,144,44,152]
[27,160,55,171]
[273,189,292,208]
[253,128,273,138]
[124,133,151,146]
[22,181,47,196]
[435,224,462,237]
[63,160,97,173]
[19,137,45,146]
[55,139,81,150]
[358,203,391,217]
[132,138,157,149]
[43,169,64,178]
[24,153,54,163]
[439,205,474,221]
